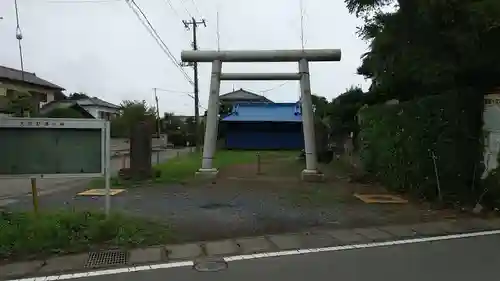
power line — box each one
[125,0,194,85]
[155,87,207,110]
[180,0,194,18]
[161,0,181,19]
[154,88,193,94]
[189,0,202,17]
[47,0,121,3]
[244,82,290,96]
[257,82,290,94]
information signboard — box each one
[0,117,109,178]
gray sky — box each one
[0,0,369,115]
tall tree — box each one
[327,86,365,135]
[68,92,90,100]
[348,0,500,100]
[7,90,33,117]
[110,100,157,137]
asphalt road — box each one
[74,234,500,281]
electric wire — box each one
[126,0,194,85]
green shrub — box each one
[0,211,175,260]
[41,107,89,119]
[358,90,483,204]
[168,131,197,147]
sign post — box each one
[0,117,111,215]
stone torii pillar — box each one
[181,49,342,181]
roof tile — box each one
[0,65,64,90]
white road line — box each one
[0,198,18,207]
[9,229,500,281]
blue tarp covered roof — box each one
[222,102,302,122]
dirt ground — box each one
[166,152,461,240]
[5,151,463,243]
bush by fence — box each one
[168,131,196,147]
[358,90,483,205]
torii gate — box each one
[181,49,342,181]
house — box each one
[220,102,304,150]
[73,97,120,120]
[176,115,205,124]
[220,88,273,105]
[40,97,120,120]
[0,65,64,115]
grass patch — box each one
[89,150,300,187]
[0,210,176,261]
[154,150,298,183]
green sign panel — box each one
[0,118,107,178]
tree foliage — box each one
[349,0,500,100]
[41,107,89,119]
[110,100,157,138]
[162,112,183,132]
[327,86,365,135]
[346,0,498,205]
[68,92,91,100]
[7,91,33,117]
[359,90,483,205]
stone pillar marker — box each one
[129,121,153,180]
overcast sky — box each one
[0,0,369,115]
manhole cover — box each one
[193,258,228,272]
[85,250,128,268]
[199,203,234,209]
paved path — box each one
[3,220,500,281]
[0,148,191,206]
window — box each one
[28,91,47,102]
[39,93,47,102]
[99,111,112,120]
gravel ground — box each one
[3,177,456,242]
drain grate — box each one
[85,250,128,268]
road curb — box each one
[2,217,500,280]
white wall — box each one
[38,92,55,108]
[482,94,500,178]
[80,105,118,119]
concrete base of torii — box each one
[195,168,219,180]
[301,169,325,182]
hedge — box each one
[358,90,483,205]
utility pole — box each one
[153,88,161,138]
[183,17,206,151]
[153,88,162,164]
[14,0,24,81]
